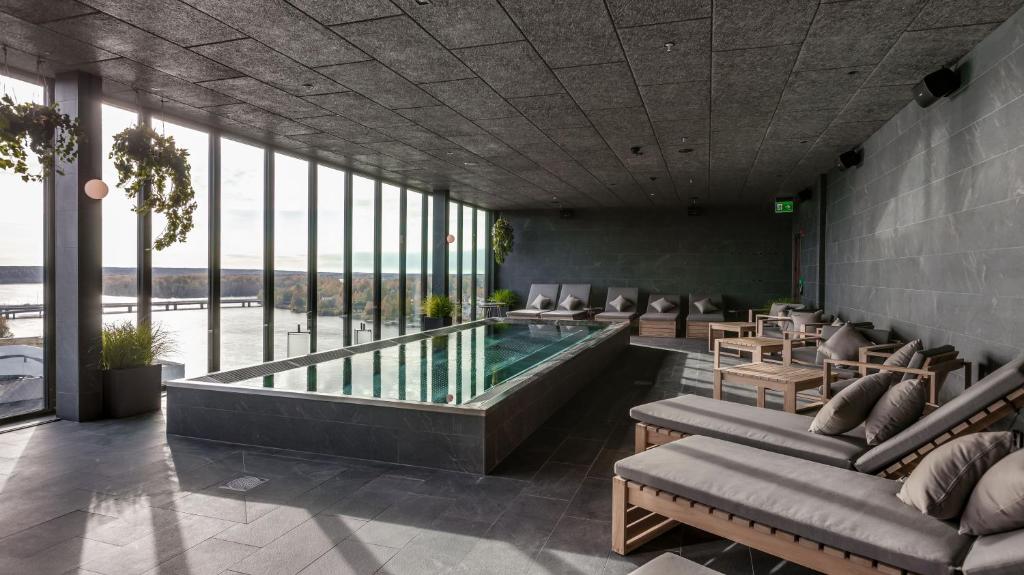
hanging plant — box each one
[492,216,514,264]
[0,95,80,182]
[110,124,196,250]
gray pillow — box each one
[529,294,550,310]
[960,444,1024,536]
[819,323,873,361]
[898,432,1017,521]
[831,317,844,327]
[884,339,922,369]
[809,372,892,435]
[789,310,822,334]
[560,295,581,311]
[694,298,719,314]
[864,378,928,446]
[651,298,675,313]
[768,302,798,317]
[609,294,632,312]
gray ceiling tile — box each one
[765,109,837,140]
[909,0,1024,30]
[865,24,997,86]
[421,78,518,120]
[80,58,236,107]
[0,0,94,23]
[298,115,391,143]
[475,115,551,146]
[289,132,372,155]
[449,134,515,157]
[365,141,433,162]
[500,0,622,67]
[587,107,654,140]
[778,67,873,111]
[640,82,708,122]
[712,0,817,51]
[317,60,439,108]
[835,85,916,123]
[183,0,368,66]
[545,126,607,151]
[287,0,401,25]
[509,94,591,130]
[555,62,642,111]
[305,92,413,127]
[795,34,900,71]
[396,105,483,136]
[200,76,327,117]
[393,0,521,48]
[193,39,344,96]
[332,16,473,83]
[0,12,117,65]
[712,45,800,114]
[654,118,710,146]
[377,125,460,149]
[606,0,711,27]
[80,0,244,46]
[819,120,885,148]
[619,19,711,85]
[453,41,562,98]
[205,102,318,135]
[809,0,928,39]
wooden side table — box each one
[707,321,757,353]
[714,362,827,413]
[713,336,786,368]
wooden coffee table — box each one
[714,362,828,413]
[713,336,786,368]
[707,321,757,353]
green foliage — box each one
[423,294,455,318]
[492,216,514,264]
[110,124,197,250]
[0,94,80,182]
[489,288,518,307]
[0,316,12,339]
[101,321,175,371]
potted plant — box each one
[488,288,518,312]
[0,95,80,182]
[421,294,455,331]
[492,216,513,264]
[100,321,173,418]
[110,124,197,250]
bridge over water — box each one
[0,297,261,319]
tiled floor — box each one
[0,339,817,575]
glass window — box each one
[220,138,264,370]
[461,205,473,320]
[476,209,486,306]
[150,118,209,378]
[380,183,400,340]
[273,153,309,359]
[426,197,433,297]
[351,175,376,344]
[447,201,458,303]
[316,165,345,351]
[405,190,423,333]
[102,104,140,324]
[0,75,46,420]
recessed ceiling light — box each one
[463,161,477,166]
[415,0,430,4]
[664,41,675,52]
[445,151,455,155]
[847,70,859,75]
[800,140,808,144]
[302,82,314,88]
[678,148,694,154]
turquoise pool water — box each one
[227,322,608,405]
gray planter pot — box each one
[422,316,453,331]
[102,364,162,418]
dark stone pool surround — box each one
[165,318,631,473]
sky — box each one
[0,74,483,277]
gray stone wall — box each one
[822,10,1024,390]
[494,208,792,313]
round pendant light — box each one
[84,179,109,200]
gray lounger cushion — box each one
[768,302,803,317]
[902,345,957,381]
[855,354,1024,474]
[819,324,874,361]
[594,310,637,321]
[630,395,868,468]
[961,529,1024,575]
[687,312,726,322]
[540,309,587,319]
[885,339,923,369]
[639,312,680,322]
[507,309,543,318]
[614,437,973,575]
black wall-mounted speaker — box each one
[797,188,813,202]
[913,67,961,108]
[838,148,863,170]
[559,209,574,219]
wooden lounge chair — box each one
[684,294,725,339]
[824,344,972,407]
[631,354,1024,479]
[612,436,1006,574]
[540,284,591,320]
[638,294,681,338]
[506,283,559,319]
[594,287,640,323]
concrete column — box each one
[53,71,104,421]
[430,189,449,296]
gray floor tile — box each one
[0,510,118,558]
[522,462,588,500]
[142,538,259,575]
[565,477,611,522]
[297,539,399,575]
[229,514,367,575]
[82,513,236,575]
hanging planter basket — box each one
[110,124,197,250]
[0,94,80,182]
[492,216,514,264]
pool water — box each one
[231,322,607,405]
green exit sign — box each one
[775,199,794,214]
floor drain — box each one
[220,476,269,492]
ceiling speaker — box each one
[559,208,574,219]
[913,67,960,108]
[837,148,863,170]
